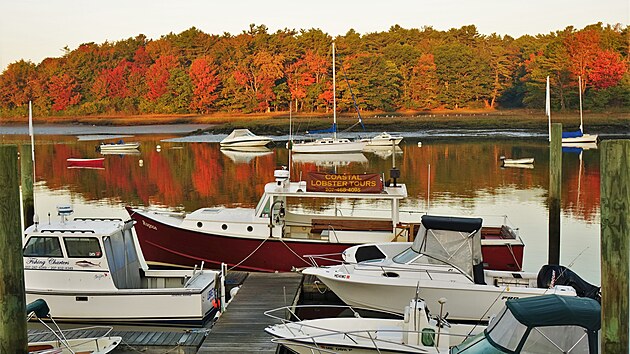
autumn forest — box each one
[0,23,627,120]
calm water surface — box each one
[2,129,602,284]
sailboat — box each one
[291,43,367,153]
[547,76,599,145]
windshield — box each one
[392,247,419,264]
[487,308,528,351]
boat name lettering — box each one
[501,296,520,300]
[334,274,350,279]
[306,172,383,193]
[142,220,157,230]
[25,257,72,270]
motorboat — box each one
[97,140,140,152]
[451,295,601,353]
[303,215,599,322]
[66,157,105,169]
[23,207,222,325]
[220,129,273,147]
[27,299,121,353]
[291,43,367,154]
[265,299,484,354]
[361,132,403,147]
[127,169,524,273]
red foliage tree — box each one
[588,51,627,89]
[189,57,220,113]
[145,55,177,101]
[48,73,81,111]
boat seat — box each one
[311,219,392,234]
[481,225,515,240]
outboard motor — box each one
[537,264,601,302]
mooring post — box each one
[20,144,34,228]
[0,145,28,352]
[548,123,562,265]
[600,140,629,353]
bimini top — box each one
[420,215,482,233]
[506,294,601,331]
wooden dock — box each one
[198,272,304,353]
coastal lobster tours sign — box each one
[306,172,383,193]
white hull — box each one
[220,129,273,147]
[502,158,534,164]
[292,139,367,153]
[98,143,140,151]
[562,133,598,144]
[220,139,272,147]
[29,337,121,354]
[303,266,576,322]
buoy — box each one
[230,286,240,298]
[417,142,423,147]
[156,144,161,152]
[139,159,144,167]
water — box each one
[1,127,602,284]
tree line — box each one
[0,23,627,119]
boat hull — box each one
[29,337,121,354]
[220,139,272,147]
[67,158,105,169]
[292,140,367,153]
[562,134,598,144]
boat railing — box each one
[303,253,345,268]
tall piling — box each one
[20,144,34,228]
[0,145,28,352]
[548,123,562,265]
[600,140,629,353]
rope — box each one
[228,236,271,271]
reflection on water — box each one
[6,134,601,283]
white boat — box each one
[452,295,601,354]
[361,132,403,147]
[97,141,140,152]
[265,299,484,354]
[546,76,598,145]
[220,129,273,147]
[499,156,534,165]
[303,215,599,323]
[292,43,367,154]
[23,207,222,325]
[27,299,121,353]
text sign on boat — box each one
[306,172,383,193]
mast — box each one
[546,76,551,142]
[578,76,584,132]
[332,42,337,141]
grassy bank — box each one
[1,109,628,134]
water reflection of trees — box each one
[31,137,600,222]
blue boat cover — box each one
[306,123,336,135]
[562,130,583,139]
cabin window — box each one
[23,237,63,257]
[521,325,589,353]
[64,237,102,258]
[256,197,271,218]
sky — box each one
[1,0,628,71]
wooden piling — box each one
[20,144,34,228]
[600,140,629,353]
[548,123,562,265]
[0,145,28,352]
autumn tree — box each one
[0,60,37,108]
[48,73,81,111]
[189,57,220,113]
[409,54,439,109]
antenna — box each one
[427,164,431,212]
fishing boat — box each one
[220,129,273,147]
[97,140,140,152]
[303,215,599,322]
[361,132,404,147]
[127,169,524,273]
[66,157,105,169]
[292,43,367,154]
[265,299,484,354]
[546,76,598,145]
[23,207,222,325]
[27,299,121,353]
[451,295,601,353]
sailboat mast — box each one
[578,76,584,132]
[332,42,337,140]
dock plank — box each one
[198,272,303,353]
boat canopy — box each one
[411,215,484,280]
[506,294,601,331]
[562,130,584,139]
[226,129,258,139]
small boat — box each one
[361,132,403,147]
[303,215,599,322]
[66,157,105,169]
[27,299,121,353]
[546,76,599,145]
[127,169,525,273]
[97,140,140,152]
[220,129,273,147]
[24,206,222,325]
[500,156,534,165]
[265,299,484,354]
[451,295,601,353]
